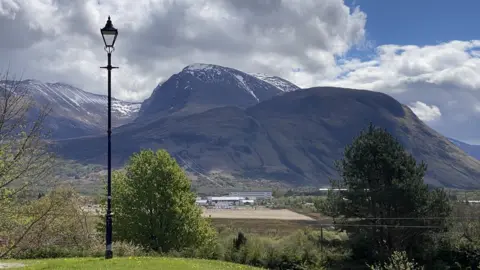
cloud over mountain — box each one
[1,0,480,141]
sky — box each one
[1,0,480,143]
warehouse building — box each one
[228,191,273,200]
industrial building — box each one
[228,191,273,200]
[195,196,257,207]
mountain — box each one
[54,86,480,188]
[2,79,141,139]
[137,63,298,122]
[249,73,300,92]
[449,138,480,160]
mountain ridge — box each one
[53,86,480,188]
[2,64,301,139]
[136,63,299,122]
[5,63,480,188]
[448,138,480,160]
[1,79,141,139]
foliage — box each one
[0,72,55,199]
[315,192,341,219]
[0,186,96,258]
[426,202,480,269]
[12,241,147,259]
[0,72,56,258]
[171,229,347,270]
[268,195,318,211]
[102,149,216,253]
[326,123,451,263]
[233,232,247,250]
[54,159,103,181]
[368,251,424,270]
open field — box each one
[212,218,330,236]
[84,207,330,236]
[202,208,315,220]
[203,208,334,235]
[2,257,261,270]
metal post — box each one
[105,52,113,259]
[100,15,118,260]
[320,225,324,252]
[101,52,117,259]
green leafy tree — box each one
[327,123,451,263]
[107,149,215,253]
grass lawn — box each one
[10,257,262,270]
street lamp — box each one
[100,16,118,260]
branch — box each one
[0,200,56,258]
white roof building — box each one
[195,199,208,205]
[208,196,245,201]
[228,191,272,199]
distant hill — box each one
[449,138,480,160]
[53,86,480,189]
[0,79,140,139]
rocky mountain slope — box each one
[249,73,300,92]
[2,79,141,139]
[137,64,298,122]
[54,86,480,188]
[449,138,480,160]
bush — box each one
[11,240,147,259]
[234,232,247,250]
[1,187,95,258]
[368,251,423,270]
[178,229,334,270]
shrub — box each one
[202,229,331,270]
[368,251,423,270]
[11,240,147,259]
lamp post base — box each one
[105,250,113,259]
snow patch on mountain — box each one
[184,63,214,72]
[112,102,141,116]
[182,63,300,95]
[182,63,229,82]
[0,79,142,138]
[250,73,300,92]
[233,74,259,102]
[20,80,141,117]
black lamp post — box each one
[100,16,118,260]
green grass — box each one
[10,257,262,269]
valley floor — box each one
[202,208,314,220]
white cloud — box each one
[1,0,480,141]
[0,0,366,102]
[318,40,480,141]
[408,101,442,122]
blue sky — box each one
[347,0,480,46]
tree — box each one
[0,71,56,257]
[0,72,54,195]
[327,123,451,263]
[1,186,93,258]
[108,149,215,252]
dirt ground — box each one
[202,208,315,220]
[0,263,25,269]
